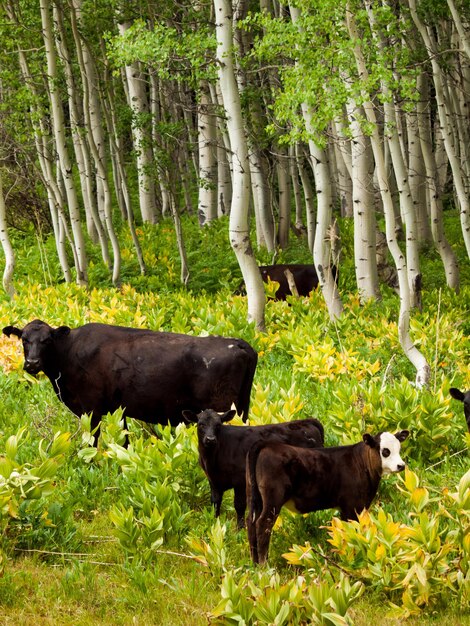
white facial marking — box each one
[203,357,215,368]
[379,432,405,474]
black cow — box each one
[182,408,324,528]
[3,320,258,444]
[260,264,338,300]
[246,430,409,563]
[449,388,470,431]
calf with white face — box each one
[450,387,470,431]
[246,430,410,564]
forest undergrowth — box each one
[0,214,468,625]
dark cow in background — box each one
[246,430,409,563]
[449,387,470,431]
[3,320,258,444]
[182,408,324,528]
[259,264,338,300]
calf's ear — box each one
[3,326,22,338]
[449,388,465,402]
[395,430,410,442]
[182,410,198,423]
[362,433,376,447]
[221,409,237,423]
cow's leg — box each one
[210,486,223,517]
[246,508,259,563]
[255,500,281,565]
[233,485,246,529]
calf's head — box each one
[450,387,470,430]
[182,408,236,448]
[3,319,70,375]
[363,430,409,475]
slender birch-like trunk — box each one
[40,0,88,284]
[54,5,112,265]
[209,82,233,217]
[290,4,342,319]
[447,0,470,60]
[409,0,470,258]
[277,146,291,249]
[0,171,15,298]
[406,108,431,243]
[118,22,157,224]
[198,81,218,224]
[296,144,316,254]
[346,99,379,301]
[365,1,422,309]
[416,72,459,289]
[100,58,146,275]
[9,26,72,282]
[290,145,305,234]
[213,0,266,331]
[347,6,429,387]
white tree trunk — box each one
[197,81,218,224]
[40,0,88,284]
[213,0,266,331]
[332,120,353,218]
[447,0,470,60]
[296,144,316,254]
[405,109,431,243]
[0,172,15,298]
[416,72,460,289]
[277,146,291,248]
[55,4,112,265]
[347,7,430,387]
[9,28,73,283]
[409,0,470,259]
[118,22,157,224]
[209,81,233,217]
[365,1,422,309]
[346,99,379,301]
[289,4,342,319]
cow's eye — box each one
[382,448,390,458]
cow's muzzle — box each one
[203,436,217,447]
[24,359,41,374]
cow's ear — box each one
[362,433,376,447]
[395,430,410,442]
[221,409,237,423]
[449,388,465,402]
[182,410,198,423]
[53,326,71,340]
[3,325,22,338]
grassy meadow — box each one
[0,214,468,625]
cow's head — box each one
[450,387,470,431]
[3,319,70,375]
[363,430,409,475]
[182,408,236,448]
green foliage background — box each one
[0,214,468,624]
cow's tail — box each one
[238,342,258,422]
[246,440,264,563]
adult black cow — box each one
[258,264,338,300]
[182,408,324,528]
[3,320,258,444]
[246,430,409,563]
[449,387,470,431]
